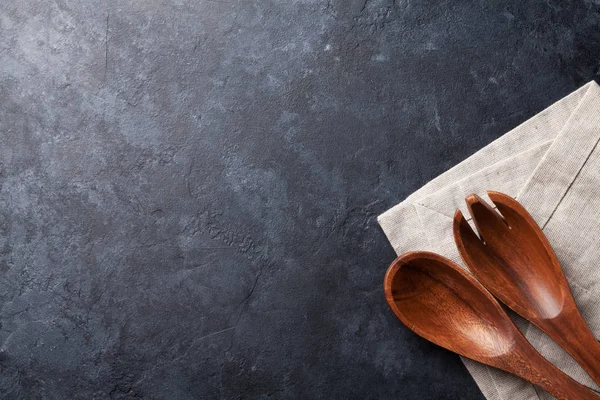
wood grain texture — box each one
[384,252,600,400]
[454,191,600,388]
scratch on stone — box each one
[360,0,369,12]
[171,327,235,364]
[226,258,268,352]
[0,330,16,350]
[364,199,382,210]
[237,264,264,308]
[193,327,235,343]
[434,106,441,132]
[104,13,110,81]
[185,159,195,197]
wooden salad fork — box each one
[453,191,600,387]
[384,252,600,400]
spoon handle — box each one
[508,340,600,400]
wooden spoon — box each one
[384,251,600,400]
[454,191,600,387]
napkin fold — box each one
[378,81,600,400]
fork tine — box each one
[453,208,481,242]
[487,191,531,228]
[465,194,509,244]
[453,209,490,267]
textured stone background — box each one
[1,0,600,399]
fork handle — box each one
[544,308,600,388]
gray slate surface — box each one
[1,0,600,399]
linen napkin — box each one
[378,81,600,400]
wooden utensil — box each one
[454,191,600,387]
[384,251,600,400]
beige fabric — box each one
[378,81,600,400]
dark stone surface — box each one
[1,0,600,398]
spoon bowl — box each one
[385,252,515,359]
